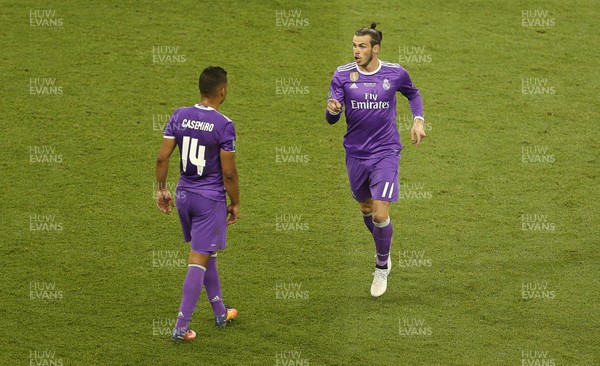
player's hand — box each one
[226,203,239,225]
[411,119,427,146]
[156,189,174,214]
[327,99,342,115]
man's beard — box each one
[361,52,373,67]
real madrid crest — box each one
[383,78,390,90]
[350,72,359,82]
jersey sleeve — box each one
[219,122,236,152]
[328,71,345,104]
[396,69,424,119]
[326,71,344,124]
[163,111,177,139]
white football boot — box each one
[371,253,391,297]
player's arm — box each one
[326,71,344,124]
[220,149,239,225]
[397,69,426,146]
[156,137,177,213]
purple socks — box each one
[364,212,393,267]
[373,217,393,267]
[204,255,227,318]
[175,264,206,333]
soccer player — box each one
[155,66,239,342]
[326,24,426,297]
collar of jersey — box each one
[356,60,381,76]
[194,104,215,111]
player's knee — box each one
[372,211,389,224]
[359,205,372,215]
[188,250,211,266]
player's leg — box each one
[370,155,399,268]
[204,253,226,317]
[200,199,238,327]
[359,198,374,233]
[171,191,215,341]
[172,189,198,341]
[172,249,211,342]
[372,199,393,268]
[204,253,238,327]
[346,155,373,234]
[368,155,400,297]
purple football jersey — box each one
[164,104,236,201]
[327,60,423,159]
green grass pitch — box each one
[1,0,598,364]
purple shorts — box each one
[176,189,227,254]
[346,154,400,202]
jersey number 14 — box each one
[181,136,207,176]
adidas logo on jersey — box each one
[350,83,358,89]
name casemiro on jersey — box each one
[181,119,215,132]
